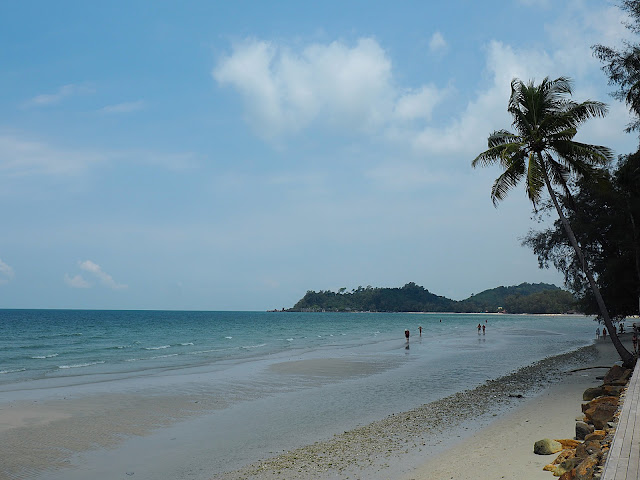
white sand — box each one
[397,337,627,480]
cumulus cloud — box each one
[214,1,635,180]
[429,32,447,53]
[22,84,93,108]
[214,37,450,139]
[100,100,145,114]
[65,260,127,290]
[0,258,14,285]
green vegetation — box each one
[289,282,576,314]
[472,74,634,367]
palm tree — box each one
[472,76,635,367]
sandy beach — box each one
[397,334,631,480]
[0,319,630,480]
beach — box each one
[397,336,627,480]
[0,311,620,480]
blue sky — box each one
[0,1,637,310]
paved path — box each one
[602,360,640,480]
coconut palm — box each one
[472,76,635,367]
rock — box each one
[584,396,619,430]
[584,431,606,442]
[576,421,594,440]
[555,456,581,476]
[559,468,577,479]
[552,449,577,466]
[575,454,600,480]
[583,386,605,401]
[557,439,582,449]
[575,440,602,459]
[603,365,629,384]
[534,438,563,455]
[602,385,625,397]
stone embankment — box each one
[535,364,633,480]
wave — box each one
[37,332,83,339]
[150,353,179,359]
[0,368,26,374]
[58,361,105,369]
[225,336,233,339]
[179,342,194,346]
[144,345,171,350]
[31,353,59,359]
[241,343,267,350]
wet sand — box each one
[1,334,629,480]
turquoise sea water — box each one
[0,310,600,479]
[0,310,596,389]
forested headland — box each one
[287,282,577,314]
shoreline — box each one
[211,343,604,480]
[0,324,620,480]
[397,334,632,480]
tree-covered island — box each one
[286,282,577,314]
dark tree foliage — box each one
[523,153,640,319]
[593,0,640,135]
[289,282,576,314]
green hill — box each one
[288,282,577,314]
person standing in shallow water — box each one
[418,326,422,337]
[477,323,482,334]
[482,324,486,334]
[405,329,410,342]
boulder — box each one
[575,454,600,480]
[559,469,577,480]
[576,421,594,440]
[603,365,629,385]
[583,386,605,401]
[575,440,602,459]
[554,456,581,476]
[584,396,619,430]
[602,385,625,397]
[557,438,582,449]
[534,438,563,455]
[584,430,606,442]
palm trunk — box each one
[540,160,635,368]
[624,198,640,315]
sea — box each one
[0,310,600,479]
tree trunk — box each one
[541,161,635,368]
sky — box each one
[0,1,638,311]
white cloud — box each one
[64,273,91,288]
[0,133,104,176]
[79,260,127,290]
[429,32,447,53]
[213,37,449,140]
[0,132,198,178]
[22,84,93,108]
[65,260,127,290]
[0,258,14,285]
[100,100,145,114]
[394,85,451,122]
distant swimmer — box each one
[418,326,422,336]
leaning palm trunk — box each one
[541,161,635,367]
[473,77,635,368]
